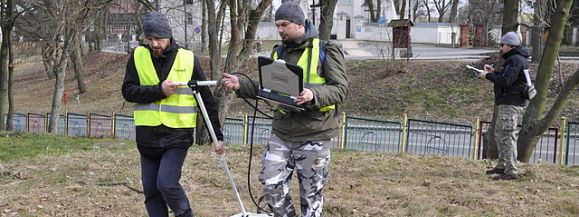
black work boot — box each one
[485,167,505,175]
[492,173,518,180]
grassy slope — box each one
[0,132,577,216]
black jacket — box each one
[122,39,223,148]
[485,47,530,107]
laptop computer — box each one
[257,56,304,111]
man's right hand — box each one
[222,73,240,91]
[161,80,178,96]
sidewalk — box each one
[341,40,497,60]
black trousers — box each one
[138,145,193,217]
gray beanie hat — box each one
[275,2,305,26]
[143,11,172,39]
[500,32,521,46]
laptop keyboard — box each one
[258,90,297,106]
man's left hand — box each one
[213,140,225,155]
[477,71,488,80]
[295,88,313,105]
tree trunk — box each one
[7,36,14,130]
[199,0,226,145]
[41,45,57,79]
[501,0,519,34]
[48,50,69,133]
[0,21,11,130]
[531,0,547,62]
[423,0,431,22]
[448,0,459,23]
[201,0,207,53]
[400,0,407,19]
[484,105,499,159]
[319,0,338,41]
[71,34,87,93]
[518,0,575,162]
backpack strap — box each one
[319,39,326,66]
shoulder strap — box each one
[319,39,326,65]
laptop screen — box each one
[258,56,303,97]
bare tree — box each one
[448,0,459,23]
[364,0,382,23]
[70,33,87,93]
[400,0,407,19]
[518,0,578,162]
[422,0,432,22]
[19,0,113,133]
[501,0,519,34]
[0,0,15,130]
[531,0,559,62]
[318,0,338,40]
[432,0,452,22]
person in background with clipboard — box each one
[477,32,530,180]
[222,2,348,217]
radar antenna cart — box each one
[179,80,271,217]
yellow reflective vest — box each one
[132,46,197,128]
[273,38,335,112]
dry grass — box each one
[1,138,578,217]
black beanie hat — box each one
[143,11,172,39]
[274,2,305,26]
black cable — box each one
[228,72,271,214]
[230,72,273,119]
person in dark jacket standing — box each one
[478,31,530,180]
[122,11,224,217]
[222,3,348,217]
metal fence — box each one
[343,116,402,153]
[223,117,245,145]
[565,122,579,165]
[4,112,578,166]
[114,114,135,140]
[67,113,88,137]
[246,116,273,145]
[477,121,562,164]
[406,119,473,158]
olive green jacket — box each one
[236,21,348,143]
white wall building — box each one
[161,0,463,47]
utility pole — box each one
[310,0,321,25]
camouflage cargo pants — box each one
[259,134,332,217]
[493,104,524,175]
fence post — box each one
[243,113,248,145]
[400,113,408,153]
[558,116,567,165]
[64,111,68,136]
[112,112,116,139]
[26,112,30,132]
[45,112,49,132]
[340,112,346,149]
[87,113,91,137]
[472,117,480,160]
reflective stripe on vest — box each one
[273,38,335,112]
[133,46,198,128]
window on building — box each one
[187,12,193,24]
[184,0,193,4]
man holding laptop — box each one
[222,2,348,217]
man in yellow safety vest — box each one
[122,11,224,217]
[222,2,348,216]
